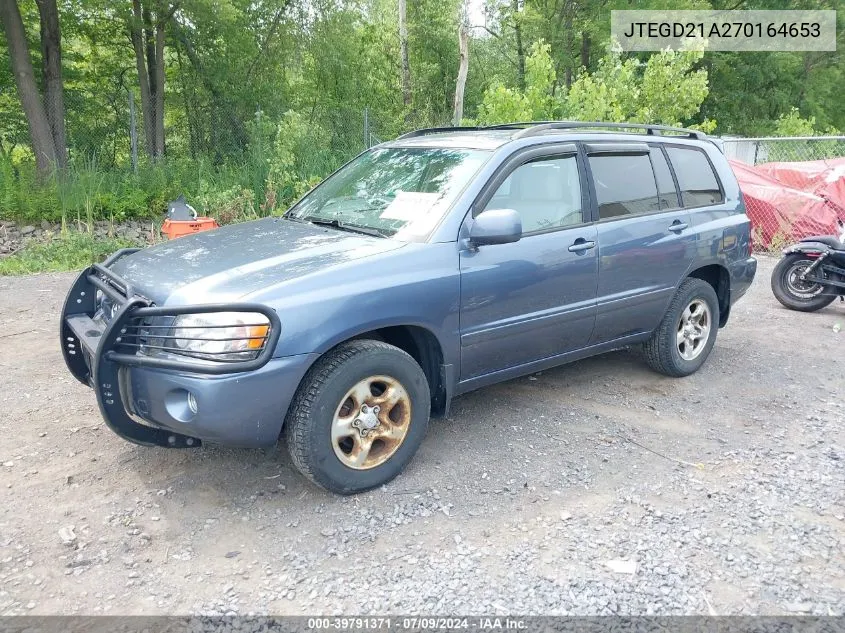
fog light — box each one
[187,392,198,415]
[165,389,198,423]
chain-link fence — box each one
[0,88,382,172]
[721,136,845,252]
[1,91,385,222]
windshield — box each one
[286,147,490,240]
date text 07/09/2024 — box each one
[306,617,528,630]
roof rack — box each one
[508,121,706,140]
[395,126,488,140]
[395,121,706,141]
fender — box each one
[781,243,845,292]
[783,242,831,256]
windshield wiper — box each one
[302,217,389,238]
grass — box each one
[0,156,270,225]
[0,232,139,276]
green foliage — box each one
[478,42,715,131]
[1,0,843,231]
[476,84,533,125]
[0,154,276,223]
[773,107,839,137]
[765,108,842,162]
[564,48,714,130]
[764,109,843,162]
[0,232,137,275]
[267,111,336,209]
[562,50,641,123]
[194,185,257,225]
[523,41,557,119]
[477,41,558,124]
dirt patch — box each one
[0,256,842,615]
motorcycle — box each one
[771,221,845,312]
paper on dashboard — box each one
[379,191,440,221]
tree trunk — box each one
[175,45,198,158]
[35,0,66,168]
[452,23,469,126]
[564,11,573,90]
[142,5,165,159]
[512,0,524,92]
[0,0,57,178]
[130,0,156,158]
[580,30,590,70]
[398,0,411,125]
[153,19,165,157]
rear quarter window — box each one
[666,146,724,207]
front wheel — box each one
[284,339,430,494]
[771,253,837,312]
[643,278,720,377]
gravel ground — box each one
[0,255,843,616]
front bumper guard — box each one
[60,249,282,448]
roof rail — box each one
[394,121,707,141]
[395,126,487,140]
[507,121,706,140]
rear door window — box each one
[666,146,724,207]
[588,154,660,219]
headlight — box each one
[170,312,271,361]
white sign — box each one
[379,191,440,221]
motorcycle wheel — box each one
[771,253,837,312]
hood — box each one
[110,217,404,304]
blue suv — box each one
[61,122,757,494]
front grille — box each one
[95,290,169,355]
[128,315,172,355]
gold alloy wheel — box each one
[331,375,412,470]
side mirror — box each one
[469,208,522,246]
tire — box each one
[283,339,430,494]
[643,278,720,378]
[771,254,837,312]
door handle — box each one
[568,239,596,253]
[668,221,689,233]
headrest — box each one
[511,163,567,201]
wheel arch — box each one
[307,324,452,417]
[687,263,731,327]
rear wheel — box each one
[771,253,837,312]
[643,278,720,377]
[284,339,430,494]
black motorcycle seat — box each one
[800,235,844,250]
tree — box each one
[128,0,174,160]
[0,0,57,178]
[452,11,469,125]
[0,0,843,226]
[564,47,714,130]
[476,42,715,132]
[475,41,557,124]
[398,0,411,124]
[774,107,839,137]
[36,0,66,168]
[511,0,524,91]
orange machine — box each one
[161,216,220,239]
[161,195,220,239]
